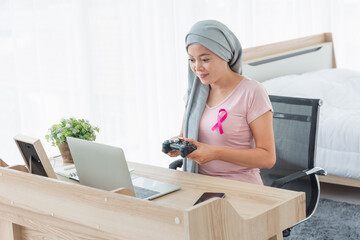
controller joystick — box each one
[162,138,197,158]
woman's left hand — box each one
[182,138,215,165]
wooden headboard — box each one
[242,33,337,82]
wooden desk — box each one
[0,161,305,240]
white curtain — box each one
[1,0,360,167]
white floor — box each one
[320,182,360,205]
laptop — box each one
[66,137,181,200]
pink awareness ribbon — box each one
[211,109,228,134]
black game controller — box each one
[162,138,197,158]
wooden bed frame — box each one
[242,32,360,188]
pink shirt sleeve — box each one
[247,83,273,124]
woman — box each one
[167,20,275,185]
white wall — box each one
[0,0,359,167]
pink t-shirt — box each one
[197,77,272,185]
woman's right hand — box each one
[167,150,180,157]
[163,136,182,157]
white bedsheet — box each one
[261,68,360,180]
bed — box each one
[242,33,360,188]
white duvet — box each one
[261,68,360,180]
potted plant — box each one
[45,118,100,163]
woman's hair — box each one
[185,20,242,74]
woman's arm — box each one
[184,110,276,169]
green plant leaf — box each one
[45,118,100,147]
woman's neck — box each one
[210,71,243,92]
[206,72,244,107]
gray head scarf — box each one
[183,20,242,172]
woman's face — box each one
[187,44,229,85]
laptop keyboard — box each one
[133,185,160,199]
[68,170,78,179]
[54,165,79,181]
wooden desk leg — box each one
[0,220,22,240]
[268,232,283,240]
